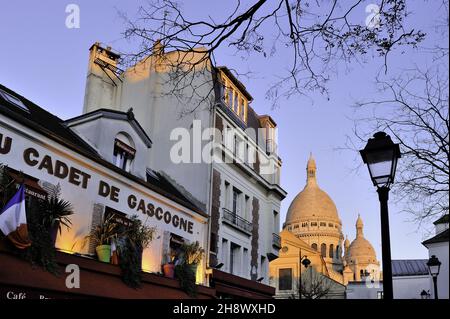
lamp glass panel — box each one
[429,264,440,276]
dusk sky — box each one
[1,1,446,261]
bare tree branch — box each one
[119,0,425,108]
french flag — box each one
[0,184,31,249]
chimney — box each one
[83,42,121,114]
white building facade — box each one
[80,43,286,290]
[422,214,449,299]
[0,85,208,282]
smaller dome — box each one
[348,237,377,260]
[348,215,377,263]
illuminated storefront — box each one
[0,84,211,298]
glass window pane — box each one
[279,268,292,290]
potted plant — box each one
[119,215,156,288]
[39,185,73,246]
[181,241,204,275]
[86,214,119,263]
[174,241,204,297]
[162,254,175,278]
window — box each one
[279,268,292,290]
[244,195,250,220]
[224,181,230,210]
[294,224,299,229]
[113,133,135,172]
[311,243,318,251]
[329,244,334,258]
[230,242,241,275]
[336,245,340,258]
[232,187,241,216]
[321,243,327,257]
[170,233,185,263]
[328,223,333,227]
[221,74,248,123]
[260,256,267,281]
[0,88,29,112]
[311,222,317,227]
[221,239,228,271]
[273,211,279,233]
[320,222,326,227]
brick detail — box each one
[251,197,259,280]
[209,169,221,266]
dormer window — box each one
[113,133,135,172]
[220,73,248,123]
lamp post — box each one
[298,254,310,299]
[420,289,430,299]
[427,255,441,299]
[360,132,401,300]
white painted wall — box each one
[68,117,150,179]
[82,43,285,284]
[0,114,208,282]
[427,242,449,299]
[346,282,383,299]
[393,275,431,299]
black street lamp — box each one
[360,132,401,300]
[299,254,310,299]
[427,255,441,299]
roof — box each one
[0,83,204,216]
[0,84,98,157]
[392,259,429,276]
[433,214,449,225]
[65,108,153,147]
[216,66,253,101]
[422,228,449,246]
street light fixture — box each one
[299,255,310,299]
[360,131,401,300]
[427,255,441,299]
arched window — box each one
[320,243,326,257]
[336,245,340,258]
[329,244,334,258]
[113,132,135,172]
[311,243,318,251]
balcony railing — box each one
[222,208,252,234]
[272,233,281,249]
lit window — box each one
[221,74,248,123]
[113,133,135,172]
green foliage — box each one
[175,263,197,298]
[39,184,73,235]
[125,215,156,248]
[119,215,156,288]
[180,241,204,265]
[119,237,142,289]
[22,199,59,275]
[86,213,120,246]
[0,164,17,207]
